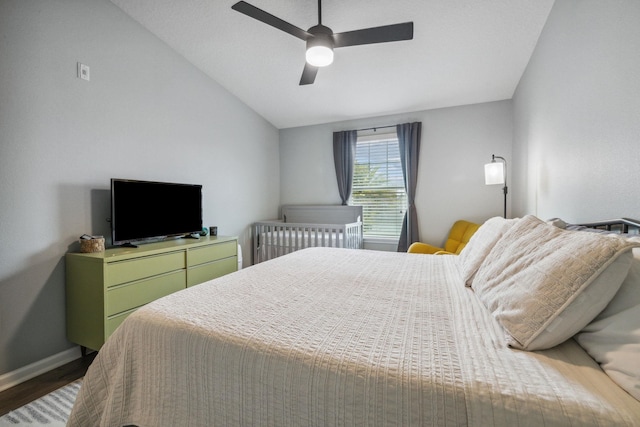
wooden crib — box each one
[253,205,363,264]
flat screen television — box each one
[111,178,203,246]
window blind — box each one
[350,131,407,239]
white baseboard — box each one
[0,346,81,393]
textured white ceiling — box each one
[109,0,555,129]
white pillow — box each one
[575,243,640,401]
[472,215,635,351]
[457,217,518,287]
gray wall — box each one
[0,0,279,376]
[512,0,640,221]
[280,101,513,251]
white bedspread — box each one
[68,248,640,426]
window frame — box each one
[349,129,407,241]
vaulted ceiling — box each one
[110,0,555,129]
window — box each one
[350,130,407,239]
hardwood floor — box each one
[0,351,97,416]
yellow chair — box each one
[408,220,480,255]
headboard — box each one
[281,205,363,225]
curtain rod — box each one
[356,124,397,132]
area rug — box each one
[0,379,81,426]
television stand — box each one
[183,233,201,240]
[119,242,139,248]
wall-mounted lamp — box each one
[484,154,508,218]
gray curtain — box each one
[332,130,358,205]
[397,122,422,252]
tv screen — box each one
[111,179,203,246]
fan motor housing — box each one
[307,24,335,49]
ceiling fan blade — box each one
[299,63,319,85]
[232,1,311,41]
[333,22,414,48]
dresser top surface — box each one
[67,236,237,262]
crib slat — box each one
[292,226,298,251]
[252,218,363,263]
[274,225,279,259]
[253,224,259,263]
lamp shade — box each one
[485,162,505,185]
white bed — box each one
[253,205,363,263]
[68,215,640,426]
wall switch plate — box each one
[77,62,90,81]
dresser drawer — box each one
[106,251,185,287]
[106,308,136,336]
[106,270,185,316]
[188,241,236,267]
[187,257,237,287]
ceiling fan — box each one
[231,0,414,85]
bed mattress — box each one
[68,248,640,426]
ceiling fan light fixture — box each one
[305,29,334,67]
[306,45,333,67]
[231,1,414,85]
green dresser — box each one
[66,236,237,352]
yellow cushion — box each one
[407,220,480,255]
[444,220,481,254]
[407,242,441,254]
